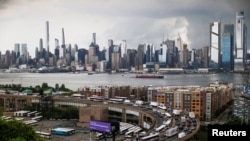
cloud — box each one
[0,0,249,58]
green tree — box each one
[8,137,26,141]
[41,83,48,89]
[0,119,45,141]
[60,84,65,90]
[55,83,59,90]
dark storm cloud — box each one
[0,0,249,57]
[0,0,8,9]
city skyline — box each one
[0,0,249,58]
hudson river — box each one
[0,72,244,91]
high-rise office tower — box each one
[137,44,145,70]
[39,38,43,58]
[62,28,65,46]
[209,21,221,69]
[14,43,20,58]
[20,43,27,56]
[222,24,234,71]
[159,43,167,66]
[121,40,127,58]
[120,40,128,69]
[234,10,247,71]
[166,39,177,68]
[46,21,50,61]
[55,38,59,48]
[202,46,209,68]
[145,43,155,62]
[182,43,188,68]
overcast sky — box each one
[0,0,249,58]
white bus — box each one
[14,110,30,117]
[108,98,124,104]
[155,124,167,132]
[125,126,137,136]
[140,132,159,141]
[120,124,134,135]
[2,116,11,121]
[36,131,51,139]
[89,96,104,102]
[163,118,172,126]
[31,116,43,121]
[24,120,38,126]
[35,112,41,117]
[27,111,38,117]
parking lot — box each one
[33,119,125,141]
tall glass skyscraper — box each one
[234,10,247,71]
[209,22,221,69]
[222,33,232,71]
[222,24,234,71]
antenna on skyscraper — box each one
[162,32,165,44]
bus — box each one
[51,127,75,136]
[108,98,124,104]
[124,126,137,136]
[15,117,24,121]
[163,118,172,126]
[27,111,38,117]
[114,96,127,100]
[14,110,30,117]
[133,127,142,134]
[125,126,141,137]
[89,96,104,102]
[31,116,43,121]
[2,116,11,121]
[36,131,51,139]
[24,120,39,126]
[119,124,134,135]
[140,132,159,141]
[154,124,167,132]
[35,112,41,117]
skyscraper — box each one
[209,22,221,69]
[14,43,20,58]
[234,10,247,71]
[62,28,65,46]
[222,24,234,71]
[46,21,50,61]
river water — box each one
[0,72,244,91]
